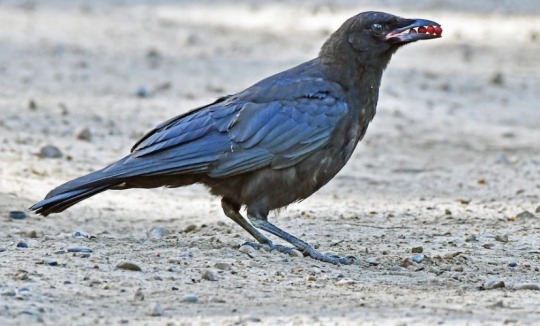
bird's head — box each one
[320,11,442,70]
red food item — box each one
[418,26,427,33]
[434,25,443,37]
[427,25,435,34]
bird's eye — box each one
[371,23,383,34]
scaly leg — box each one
[249,214,356,265]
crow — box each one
[31,11,442,264]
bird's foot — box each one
[242,241,296,254]
[301,246,357,265]
[242,241,356,265]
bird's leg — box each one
[221,198,273,247]
[248,214,356,265]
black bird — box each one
[31,12,442,264]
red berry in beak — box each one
[434,25,443,37]
[418,26,427,33]
[427,25,435,34]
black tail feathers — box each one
[30,184,112,216]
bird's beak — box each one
[386,18,442,44]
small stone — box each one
[75,127,92,141]
[16,241,28,248]
[336,279,355,286]
[183,224,197,233]
[495,234,509,243]
[239,245,257,256]
[202,269,218,281]
[208,296,226,303]
[306,275,316,282]
[9,211,27,220]
[27,230,39,238]
[452,265,464,272]
[401,257,413,268]
[516,211,535,219]
[411,246,423,253]
[67,246,92,253]
[39,145,63,158]
[14,271,29,280]
[514,283,540,291]
[147,225,170,239]
[536,206,540,213]
[44,259,58,266]
[411,254,424,264]
[289,249,303,258]
[444,209,452,215]
[135,86,151,98]
[490,72,504,85]
[147,303,164,316]
[28,99,37,110]
[465,234,477,242]
[181,294,199,303]
[508,262,518,268]
[483,243,492,249]
[133,288,145,301]
[214,262,232,271]
[72,230,91,239]
[365,257,380,266]
[117,262,142,271]
[484,279,505,290]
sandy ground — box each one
[1,1,540,325]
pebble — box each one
[135,86,151,98]
[483,279,505,290]
[514,283,540,291]
[208,296,226,303]
[411,246,423,253]
[536,206,540,213]
[214,262,232,271]
[20,309,43,322]
[72,230,91,239]
[289,249,303,258]
[306,275,316,282]
[401,257,413,268]
[67,245,92,253]
[147,225,170,239]
[15,287,31,299]
[183,224,197,233]
[133,288,145,301]
[36,259,58,266]
[452,265,464,272]
[465,234,477,242]
[117,262,142,271]
[516,211,535,219]
[490,72,504,85]
[336,279,356,286]
[202,269,218,281]
[75,127,92,141]
[147,302,164,316]
[39,145,63,158]
[365,257,380,266]
[238,244,257,256]
[411,254,424,264]
[508,262,517,268]
[495,234,509,243]
[181,294,199,303]
[9,211,27,220]
[16,241,28,248]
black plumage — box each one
[31,11,441,264]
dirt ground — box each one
[1,1,540,325]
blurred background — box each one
[1,1,539,324]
